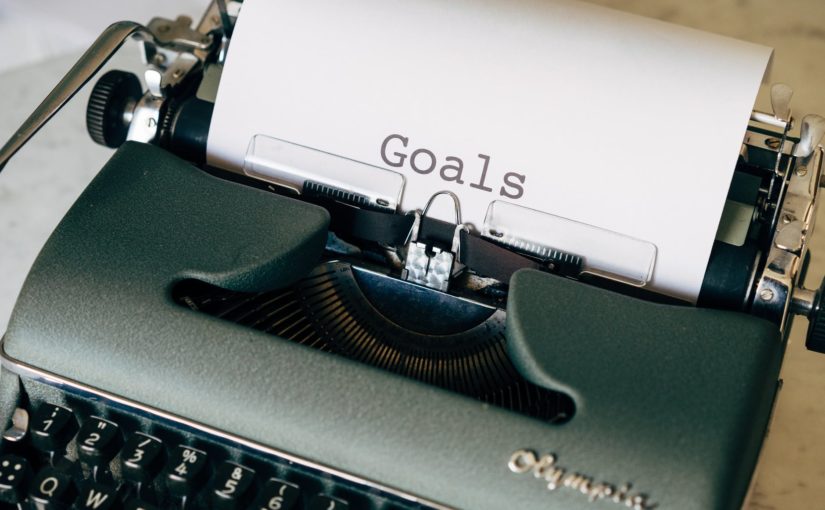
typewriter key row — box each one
[0,400,412,510]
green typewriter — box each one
[0,1,824,509]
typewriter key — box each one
[75,482,119,510]
[76,417,123,469]
[307,494,350,510]
[252,478,300,510]
[0,454,30,504]
[164,445,209,499]
[120,433,165,484]
[30,404,78,455]
[123,499,159,510]
[209,461,256,510]
[29,466,78,509]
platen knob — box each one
[86,70,142,148]
[806,278,825,354]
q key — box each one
[29,466,78,509]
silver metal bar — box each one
[0,21,151,173]
[751,110,788,129]
[793,114,825,158]
[216,0,235,38]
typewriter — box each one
[1,1,824,509]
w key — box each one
[77,482,119,510]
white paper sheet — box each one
[206,0,772,301]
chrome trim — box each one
[751,110,787,130]
[0,343,454,510]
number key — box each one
[163,446,209,498]
[76,417,123,467]
[120,433,164,484]
[209,461,255,510]
[123,499,159,510]
[252,478,300,510]
[307,494,350,510]
[30,404,78,454]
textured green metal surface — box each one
[2,143,783,509]
[0,367,21,431]
[507,269,783,510]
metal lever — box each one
[216,0,235,39]
[0,21,153,173]
[750,83,793,129]
[770,83,793,123]
[1,408,28,443]
[793,114,825,159]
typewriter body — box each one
[1,2,825,509]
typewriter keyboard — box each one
[0,378,432,510]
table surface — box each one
[1,1,825,509]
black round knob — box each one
[806,278,825,353]
[86,70,143,148]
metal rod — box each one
[750,110,787,129]
[216,0,235,39]
[0,21,150,173]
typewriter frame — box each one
[0,2,824,509]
